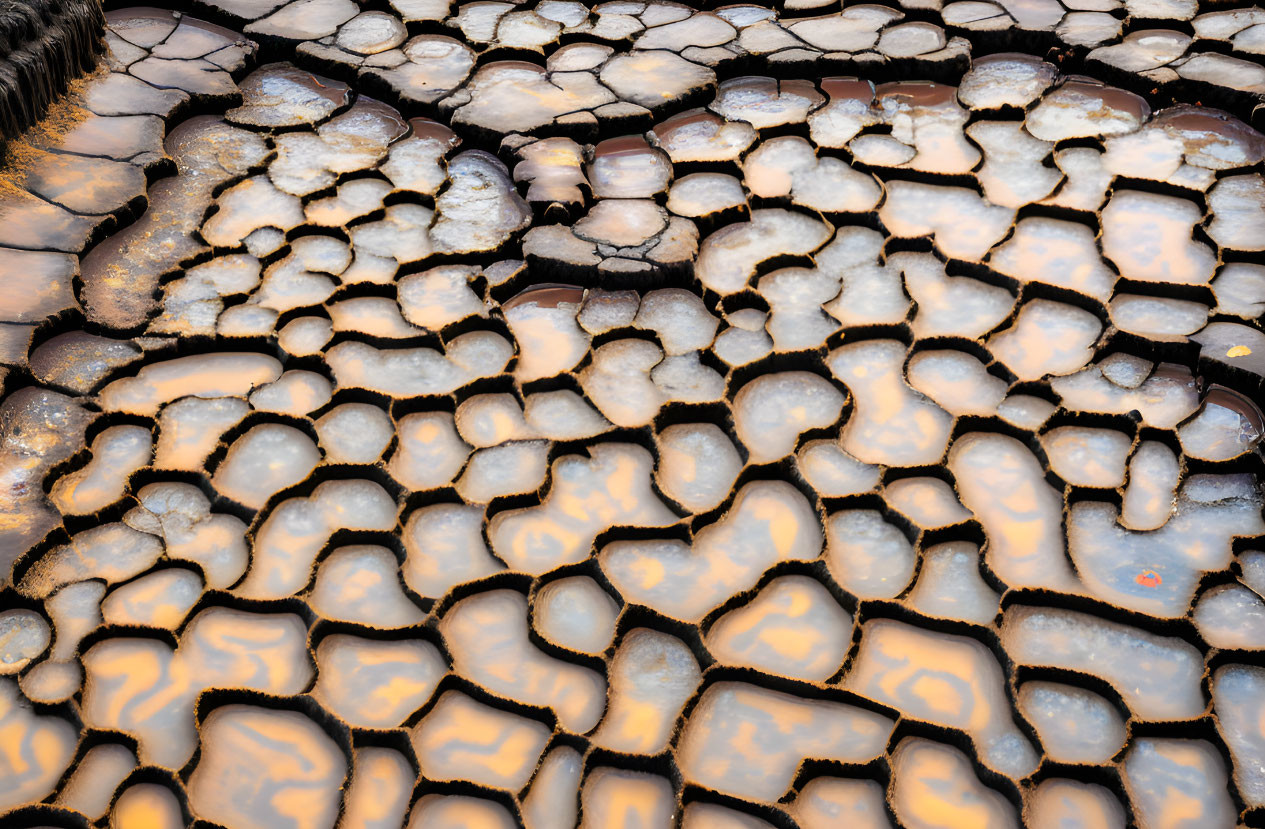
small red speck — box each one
[1136,570,1162,588]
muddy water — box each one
[2,4,1265,827]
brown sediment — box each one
[500,283,586,311]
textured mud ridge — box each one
[0,0,104,144]
[3,2,1265,829]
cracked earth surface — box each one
[2,0,1265,827]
